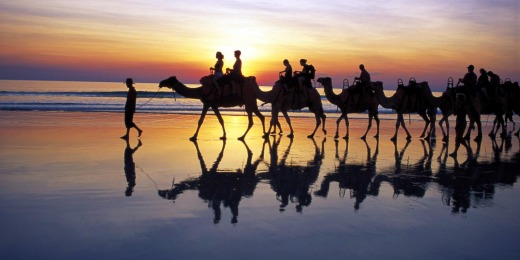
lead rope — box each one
[136,87,161,110]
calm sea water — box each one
[0,79,425,116]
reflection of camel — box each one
[437,87,457,142]
[317,77,380,140]
[262,136,325,212]
[369,81,437,141]
[253,81,326,138]
[159,76,266,140]
[315,138,379,210]
[157,140,263,224]
[123,139,142,197]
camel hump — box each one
[200,75,213,85]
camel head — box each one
[316,77,331,87]
[158,76,179,89]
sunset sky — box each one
[0,0,518,90]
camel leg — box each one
[238,111,254,141]
[211,106,226,140]
[399,113,412,140]
[344,114,350,140]
[419,112,430,139]
[267,111,277,136]
[391,114,401,142]
[374,113,380,139]
[253,107,267,137]
[429,111,436,139]
[321,111,327,135]
[439,114,449,142]
[361,113,371,140]
[308,112,321,138]
[334,113,344,139]
[464,114,476,140]
[281,110,294,138]
[191,105,210,141]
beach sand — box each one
[1,110,519,259]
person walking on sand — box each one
[450,93,468,157]
[121,78,143,139]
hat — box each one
[300,59,307,63]
[125,78,134,85]
[467,65,474,69]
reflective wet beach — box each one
[1,111,519,259]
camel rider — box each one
[477,68,489,97]
[354,64,371,90]
[458,64,477,94]
[295,59,315,89]
[226,50,243,93]
[279,59,293,90]
[487,71,500,98]
[210,51,224,91]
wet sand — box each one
[0,111,519,259]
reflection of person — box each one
[124,139,142,197]
[121,78,143,140]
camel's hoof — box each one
[238,136,245,141]
[334,135,339,139]
[220,136,227,141]
[406,135,412,141]
[343,135,349,140]
[449,152,457,158]
[442,136,449,143]
[287,134,294,138]
[307,135,315,139]
[189,136,197,141]
[360,135,366,140]
[323,130,327,135]
[390,137,397,142]
[420,134,425,138]
[373,135,379,139]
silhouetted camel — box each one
[369,80,437,141]
[253,81,326,138]
[317,77,380,140]
[159,76,266,141]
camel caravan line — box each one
[158,66,519,143]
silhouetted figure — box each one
[124,139,142,196]
[294,59,315,89]
[450,93,468,157]
[210,51,224,91]
[279,59,293,90]
[487,71,500,98]
[458,64,477,93]
[477,68,489,98]
[226,50,243,92]
[121,78,143,140]
[354,64,371,89]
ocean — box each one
[0,79,439,117]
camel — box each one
[317,77,380,140]
[462,87,507,141]
[369,80,437,141]
[252,81,326,138]
[159,76,266,141]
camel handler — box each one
[121,78,143,140]
[344,64,371,106]
[450,93,467,157]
